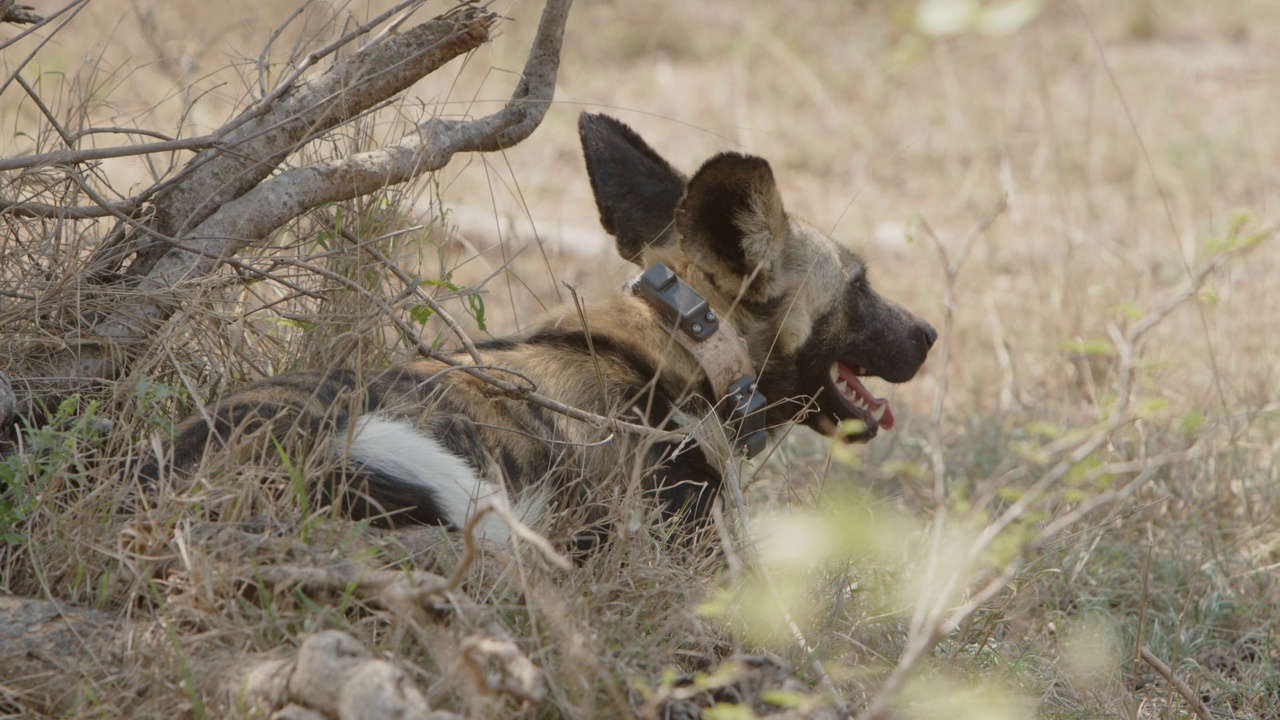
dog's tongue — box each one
[837,362,895,430]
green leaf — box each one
[1062,338,1115,356]
[468,293,488,332]
[997,486,1023,501]
[1134,396,1168,418]
[409,305,435,325]
[1065,455,1112,489]
[1009,440,1049,466]
[1205,209,1274,253]
[1180,408,1206,437]
[761,689,807,708]
[1025,421,1061,439]
[703,703,759,720]
[266,317,316,331]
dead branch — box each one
[141,2,498,250]
[0,0,439,176]
[15,0,571,409]
[0,134,221,174]
[252,561,468,621]
[113,0,567,319]
[1139,647,1214,720]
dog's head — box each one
[579,113,936,443]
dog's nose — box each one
[920,322,938,349]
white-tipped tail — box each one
[340,414,512,542]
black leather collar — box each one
[630,263,767,458]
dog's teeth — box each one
[872,404,886,421]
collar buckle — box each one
[634,263,718,341]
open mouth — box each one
[815,361,895,441]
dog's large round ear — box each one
[676,152,786,278]
[579,113,687,264]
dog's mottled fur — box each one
[142,114,937,543]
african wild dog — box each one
[141,113,937,544]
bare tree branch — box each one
[0,196,143,219]
[1140,646,1214,720]
[19,0,571,405]
[0,135,221,173]
[146,2,500,247]
[0,1,495,281]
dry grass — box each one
[3,0,1280,717]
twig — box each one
[0,196,144,220]
[342,228,483,366]
[0,135,223,173]
[0,0,93,96]
[564,281,610,401]
[857,210,1231,719]
[1133,532,1153,693]
[14,73,74,146]
[439,502,571,600]
[1074,0,1230,417]
[0,371,15,440]
[858,202,1007,720]
[920,196,1007,505]
[1139,647,1213,720]
[894,441,1190,705]
[255,254,686,444]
